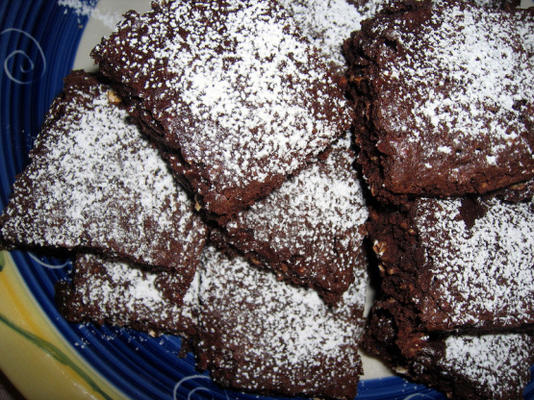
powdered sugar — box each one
[415,9,529,142]
[397,5,531,150]
[441,333,534,392]
[279,0,390,66]
[414,196,534,328]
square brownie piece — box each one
[91,0,352,217]
[368,195,534,331]
[208,132,368,305]
[57,253,199,337]
[0,72,207,297]
[364,299,534,400]
[195,246,367,400]
[345,0,534,204]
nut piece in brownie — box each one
[91,0,352,217]
[0,72,207,285]
[195,246,367,400]
[363,300,534,400]
[56,253,199,337]
[368,195,534,332]
[208,132,368,306]
[344,0,534,204]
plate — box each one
[0,1,532,399]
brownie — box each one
[91,0,352,217]
[195,246,367,400]
[56,253,199,337]
[0,72,207,284]
[344,0,534,204]
[364,299,534,400]
[368,195,534,332]
[207,132,368,305]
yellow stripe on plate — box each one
[0,250,126,400]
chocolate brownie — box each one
[368,195,534,332]
[345,0,534,204]
[0,72,207,284]
[208,132,368,305]
[91,0,352,217]
[57,253,199,337]
[364,299,534,400]
[195,246,367,400]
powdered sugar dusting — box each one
[415,8,530,142]
[0,74,206,271]
[197,246,366,397]
[92,0,351,213]
[441,333,534,393]
[279,0,390,66]
[414,196,534,328]
[222,133,368,297]
[63,254,198,334]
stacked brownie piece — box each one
[366,299,534,400]
[195,246,367,400]
[344,0,534,398]
[57,253,200,338]
[345,0,534,205]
